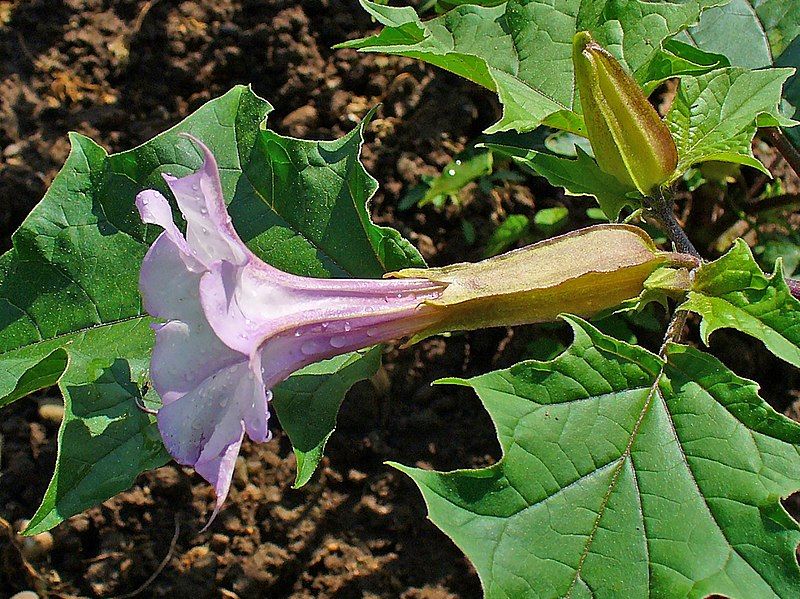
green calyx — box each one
[389,224,692,343]
[573,31,678,196]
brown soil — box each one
[0,1,798,598]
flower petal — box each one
[199,258,446,357]
[138,225,243,408]
[157,359,271,514]
[136,189,191,258]
[195,428,243,527]
[163,135,248,268]
[150,319,242,406]
[139,230,201,320]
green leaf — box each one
[666,67,796,175]
[638,39,731,90]
[680,239,800,367]
[341,0,719,133]
[1,86,423,531]
[240,109,424,277]
[397,317,800,597]
[0,348,67,408]
[487,142,636,218]
[273,348,382,488]
[483,214,529,257]
[779,37,800,134]
[756,235,800,276]
[424,151,494,207]
[676,0,800,154]
[678,0,800,68]
[25,339,169,536]
[400,149,494,210]
[533,207,569,235]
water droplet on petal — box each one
[344,321,351,332]
[301,340,316,355]
[294,330,302,337]
[200,207,208,215]
[330,336,347,348]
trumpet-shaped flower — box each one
[136,137,446,520]
[137,136,686,520]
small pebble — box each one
[10,592,39,599]
[3,142,24,157]
[21,531,54,561]
[209,533,230,552]
[37,398,64,424]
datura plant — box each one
[3,1,800,597]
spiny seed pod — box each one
[573,31,678,195]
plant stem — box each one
[644,192,701,259]
[743,192,800,215]
[643,192,701,356]
[659,309,689,357]
[763,127,800,178]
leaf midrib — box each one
[0,314,149,361]
[566,375,662,597]
[654,387,782,597]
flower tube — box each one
[137,136,687,518]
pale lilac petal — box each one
[198,261,272,355]
[136,190,189,254]
[199,258,445,357]
[137,136,448,521]
[139,232,201,319]
[195,430,243,527]
[157,360,270,512]
[150,319,242,406]
[243,354,272,443]
[139,228,243,408]
[163,136,248,268]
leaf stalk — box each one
[763,127,800,178]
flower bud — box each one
[389,224,680,342]
[573,31,678,195]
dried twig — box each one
[133,393,158,415]
[111,514,180,599]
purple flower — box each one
[136,136,445,520]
